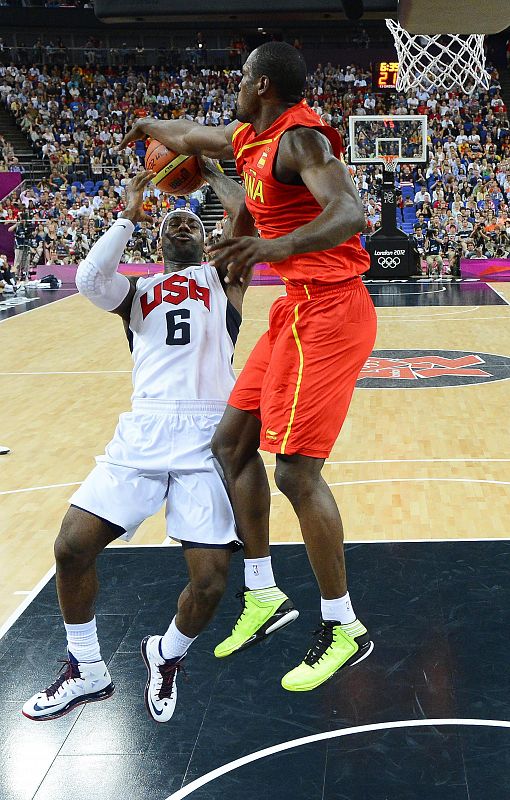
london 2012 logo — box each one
[356,350,510,388]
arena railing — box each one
[0,46,246,69]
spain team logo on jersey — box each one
[356,350,510,388]
[257,150,269,168]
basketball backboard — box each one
[397,0,510,34]
[348,115,427,165]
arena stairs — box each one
[0,105,49,182]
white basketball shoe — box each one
[22,652,114,721]
[141,635,185,723]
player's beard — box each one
[234,102,250,123]
[162,238,203,266]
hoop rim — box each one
[380,155,399,171]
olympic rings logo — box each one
[377,256,401,268]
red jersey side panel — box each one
[228,279,377,458]
[232,100,370,284]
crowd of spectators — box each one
[0,55,509,273]
[305,61,510,272]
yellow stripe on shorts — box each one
[281,304,304,454]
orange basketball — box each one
[145,139,204,196]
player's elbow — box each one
[346,199,366,237]
[75,258,93,297]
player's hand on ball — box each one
[121,170,156,224]
[206,236,291,284]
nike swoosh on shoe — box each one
[149,698,165,717]
[33,699,59,712]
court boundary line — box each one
[369,287,447,296]
[3,539,509,642]
[3,461,510,497]
[0,564,56,640]
[166,718,510,800]
[0,482,82,496]
[0,544,179,641]
[270,538,510,544]
[270,477,510,495]
[0,370,131,376]
[487,284,510,305]
[0,292,75,325]
[264,457,510,466]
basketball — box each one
[145,140,204,196]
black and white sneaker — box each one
[141,636,185,723]
[22,652,114,721]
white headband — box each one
[159,210,206,241]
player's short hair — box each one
[251,42,307,103]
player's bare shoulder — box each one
[276,126,336,182]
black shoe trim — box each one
[234,600,298,654]
[22,682,115,722]
[141,636,185,723]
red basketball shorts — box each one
[229,277,377,458]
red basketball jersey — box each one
[232,100,370,284]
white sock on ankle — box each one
[321,593,357,624]
[64,617,102,663]
[244,556,275,590]
[160,617,196,660]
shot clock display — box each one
[373,62,399,90]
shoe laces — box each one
[230,589,248,633]
[156,659,186,701]
[303,621,336,667]
[45,658,81,699]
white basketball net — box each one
[380,156,399,172]
[386,19,491,95]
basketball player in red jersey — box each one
[120,42,377,692]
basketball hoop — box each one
[380,155,399,173]
[386,19,491,95]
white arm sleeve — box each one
[75,218,135,311]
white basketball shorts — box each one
[69,399,239,547]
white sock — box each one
[244,556,276,590]
[160,616,196,660]
[321,593,357,624]
[64,617,102,663]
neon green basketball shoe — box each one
[281,618,373,692]
[214,587,299,658]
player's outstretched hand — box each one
[118,118,150,151]
[206,236,291,285]
[121,170,156,224]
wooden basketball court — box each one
[1,280,509,629]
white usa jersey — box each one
[127,264,240,403]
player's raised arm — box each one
[207,128,366,280]
[198,157,256,299]
[75,170,155,320]
[119,118,238,159]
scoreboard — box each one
[373,62,399,90]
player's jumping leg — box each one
[22,506,118,720]
[211,407,298,658]
[141,544,231,723]
[274,454,373,692]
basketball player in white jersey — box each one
[22,163,266,724]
